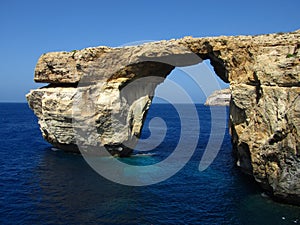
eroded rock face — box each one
[26,30,300,204]
[205,88,231,106]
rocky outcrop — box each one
[27,30,300,204]
[205,88,231,106]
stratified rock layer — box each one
[205,88,231,106]
[27,30,300,204]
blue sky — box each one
[0,0,299,102]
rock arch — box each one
[27,30,300,204]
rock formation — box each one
[205,88,231,106]
[27,30,300,204]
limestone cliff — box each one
[205,88,231,106]
[27,30,300,204]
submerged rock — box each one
[205,88,231,106]
[27,30,300,205]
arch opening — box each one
[152,59,229,105]
[132,60,231,170]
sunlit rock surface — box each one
[205,88,231,106]
[27,30,300,204]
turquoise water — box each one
[0,103,299,224]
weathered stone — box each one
[230,84,300,204]
[27,87,78,151]
[27,29,300,204]
[205,88,231,106]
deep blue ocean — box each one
[0,103,300,225]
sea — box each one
[0,103,299,225]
